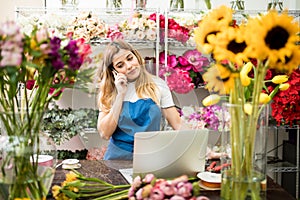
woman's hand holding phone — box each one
[112,70,128,94]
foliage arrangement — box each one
[42,104,99,145]
[180,105,229,131]
[0,20,92,199]
[159,49,210,94]
[194,5,300,199]
[52,171,209,200]
[270,68,300,126]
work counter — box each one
[49,160,296,200]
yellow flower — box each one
[52,185,62,198]
[66,171,78,182]
[244,103,253,115]
[14,198,31,200]
[194,20,222,54]
[240,62,253,86]
[202,94,221,106]
[271,75,289,84]
[142,184,153,198]
[203,63,238,94]
[213,26,249,66]
[245,10,300,73]
[279,83,290,91]
[259,93,271,104]
[273,46,300,74]
[202,5,233,26]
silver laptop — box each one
[132,129,208,179]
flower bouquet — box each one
[52,170,210,200]
[159,49,210,94]
[118,12,157,41]
[0,21,92,199]
[194,5,300,199]
[149,13,191,44]
[66,11,108,42]
[180,105,225,131]
[271,68,300,126]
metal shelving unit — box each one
[268,125,300,198]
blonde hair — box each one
[97,39,158,113]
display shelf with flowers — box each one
[194,5,300,200]
[51,170,210,200]
[66,11,109,42]
[116,11,157,42]
[148,12,191,45]
[158,49,210,94]
[0,20,92,199]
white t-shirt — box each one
[123,76,175,109]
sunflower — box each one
[212,26,250,67]
[203,63,238,94]
[245,10,300,73]
[202,5,233,25]
[273,45,300,74]
[194,20,222,54]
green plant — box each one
[42,104,99,145]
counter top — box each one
[50,160,296,200]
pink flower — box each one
[183,49,209,72]
[176,182,193,198]
[26,80,36,90]
[156,180,177,196]
[143,174,155,183]
[170,195,185,200]
[150,187,165,200]
[166,69,195,94]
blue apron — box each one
[103,98,162,160]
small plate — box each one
[62,163,81,170]
[197,171,221,183]
[62,159,79,165]
[199,180,221,190]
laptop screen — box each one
[133,129,208,179]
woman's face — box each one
[112,49,141,82]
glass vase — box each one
[170,0,184,11]
[0,111,57,200]
[267,0,283,10]
[135,0,147,10]
[230,0,245,10]
[106,0,122,11]
[220,103,268,200]
[60,0,79,8]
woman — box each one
[97,39,184,160]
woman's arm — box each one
[97,93,125,140]
[162,106,190,130]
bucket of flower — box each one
[51,170,211,200]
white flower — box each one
[136,30,145,40]
[145,28,156,41]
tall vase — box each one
[0,112,57,200]
[170,0,184,11]
[106,0,122,11]
[60,0,79,8]
[220,103,268,200]
[267,0,283,10]
[230,0,245,10]
[135,0,147,10]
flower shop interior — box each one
[0,0,299,200]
